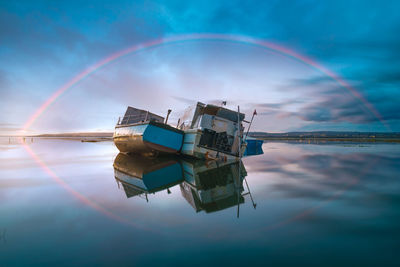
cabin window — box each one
[199,129,235,154]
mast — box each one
[237,105,241,158]
[236,105,241,218]
[244,109,257,141]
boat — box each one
[180,102,247,161]
[113,106,184,156]
[114,103,256,161]
[243,136,264,157]
[245,136,264,148]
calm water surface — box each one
[0,137,399,266]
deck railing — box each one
[117,114,150,125]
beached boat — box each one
[113,107,184,155]
[180,102,247,161]
[243,136,264,157]
[114,103,258,161]
[245,136,264,148]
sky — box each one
[0,0,399,134]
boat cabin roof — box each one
[121,106,164,125]
[202,104,245,122]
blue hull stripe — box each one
[143,124,183,151]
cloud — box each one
[1,0,400,132]
[285,65,400,126]
[171,96,198,105]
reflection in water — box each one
[179,160,247,214]
[113,153,255,216]
[113,153,184,200]
[2,138,400,266]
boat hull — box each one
[114,121,184,155]
[243,138,264,157]
[245,138,264,148]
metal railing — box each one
[177,120,192,130]
[117,114,150,125]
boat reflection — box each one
[113,153,184,201]
[180,160,246,214]
[113,153,256,216]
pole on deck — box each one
[244,109,257,141]
[165,109,172,124]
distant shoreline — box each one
[249,131,400,143]
[0,132,113,138]
[255,137,400,143]
[0,132,113,143]
[34,132,113,138]
[2,131,400,143]
[31,133,113,142]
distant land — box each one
[248,131,400,142]
[32,132,113,142]
[34,132,113,138]
[29,131,400,138]
[2,131,399,143]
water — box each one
[1,137,399,266]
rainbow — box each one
[22,33,388,131]
[21,33,388,229]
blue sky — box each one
[1,0,399,134]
